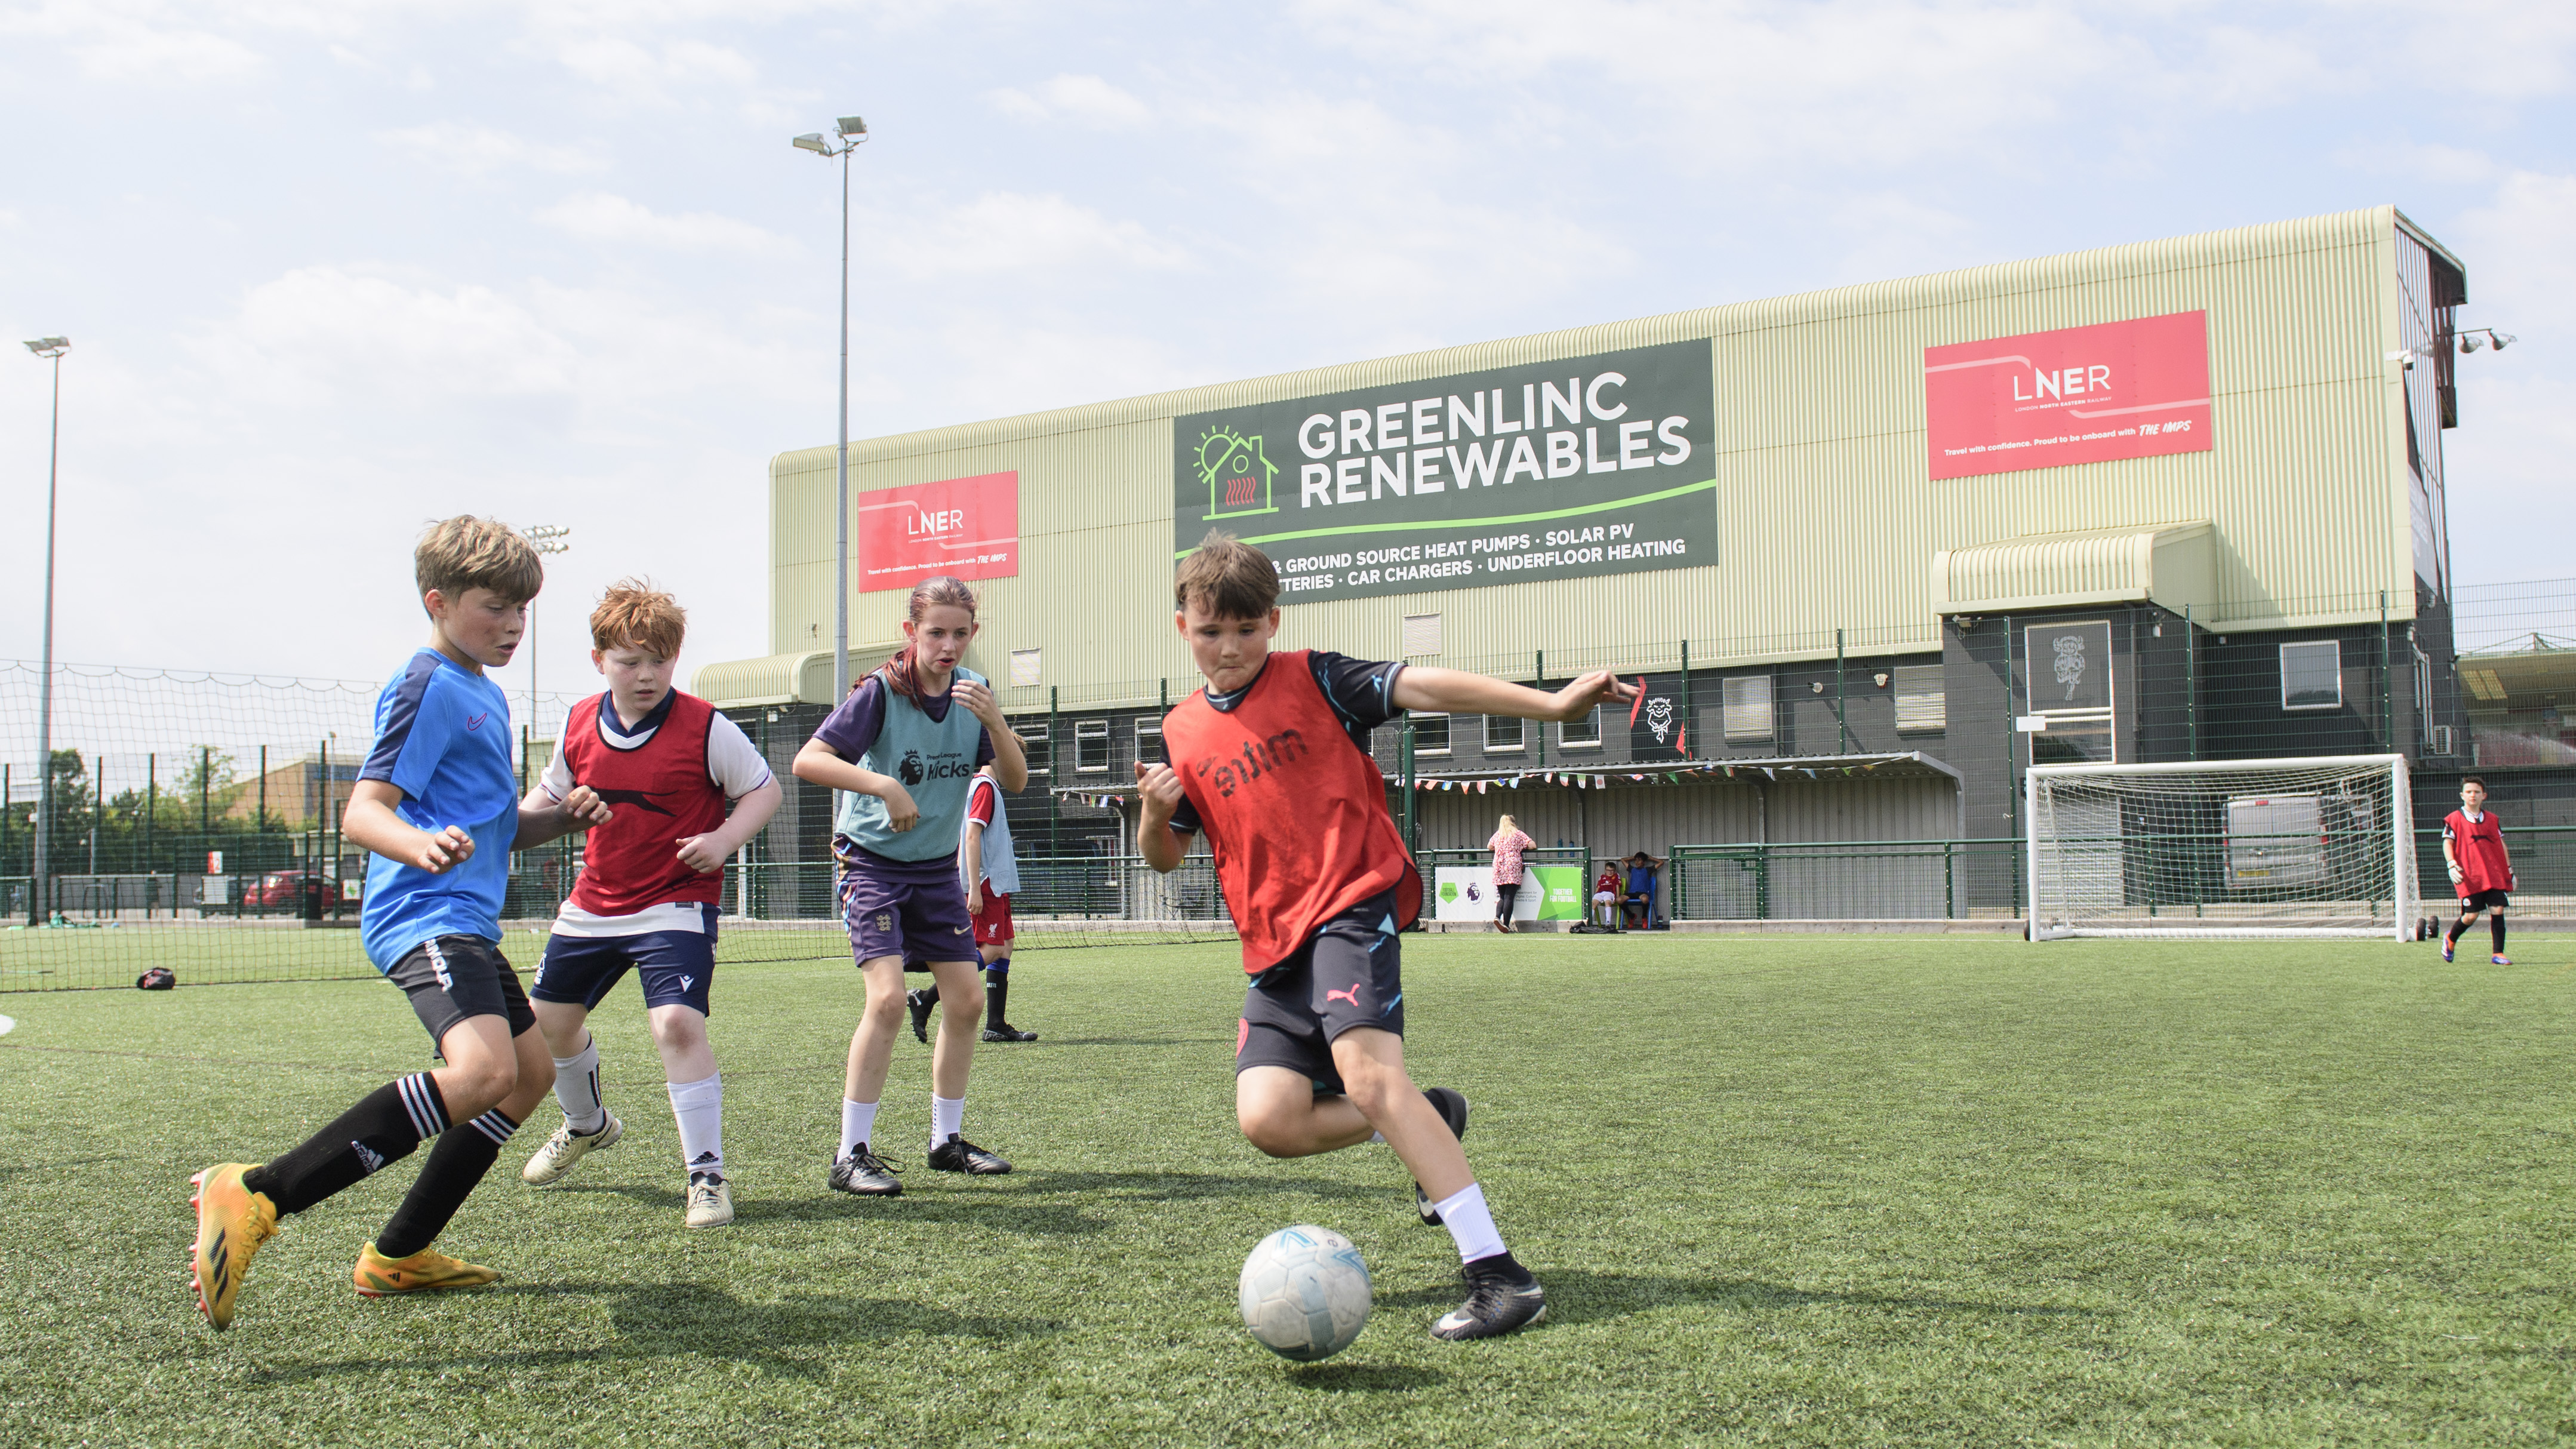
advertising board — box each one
[1432,866,1584,922]
[1172,342,1716,602]
[1924,312,2214,479]
[856,471,1020,589]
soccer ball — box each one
[1238,1225,1371,1361]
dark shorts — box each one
[2461,889,2511,912]
[972,891,1014,946]
[386,935,535,1046]
[1235,889,1405,1097]
[533,909,719,1016]
[840,860,978,971]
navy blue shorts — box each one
[1236,888,1405,1097]
[839,859,978,971]
[533,905,719,1016]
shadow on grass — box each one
[1284,1362,1448,1392]
[552,1170,1381,1230]
[246,1280,1063,1385]
[1373,1269,2098,1325]
[1039,1036,1229,1048]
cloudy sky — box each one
[2,0,2570,722]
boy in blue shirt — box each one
[189,517,609,1331]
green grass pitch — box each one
[4,933,2573,1446]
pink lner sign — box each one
[1922,310,2214,480]
[855,471,1021,587]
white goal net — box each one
[2027,754,2415,940]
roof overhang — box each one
[1051,751,1961,807]
[1934,520,2216,619]
[693,645,903,710]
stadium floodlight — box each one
[791,113,870,703]
[2027,754,2415,942]
[21,336,68,924]
[521,524,572,752]
[2458,327,2517,353]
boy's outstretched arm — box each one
[1391,666,1635,722]
[1134,761,1190,873]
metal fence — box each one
[1669,839,2023,921]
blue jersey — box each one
[358,650,520,972]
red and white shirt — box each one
[1488,829,1537,885]
[542,690,773,937]
[2442,808,2513,897]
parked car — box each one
[243,872,343,910]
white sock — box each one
[667,1073,723,1178]
[840,1098,879,1157]
[1434,1183,1506,1264]
[552,1037,607,1134]
[931,1094,966,1147]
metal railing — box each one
[1669,838,2025,921]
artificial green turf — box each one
[4,933,2572,1447]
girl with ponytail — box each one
[792,576,1029,1195]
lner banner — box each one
[1171,340,1716,602]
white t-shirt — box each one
[541,699,774,937]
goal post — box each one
[2026,754,2415,941]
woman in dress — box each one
[1486,814,1537,933]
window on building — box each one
[1894,663,1946,733]
[1402,613,1442,656]
[1073,719,1111,772]
[1411,713,1451,756]
[1558,706,1601,750]
[2280,641,2344,711]
[1008,649,1042,687]
[1722,675,1774,742]
[1014,722,1051,776]
[1134,717,1165,766]
[1484,715,1525,753]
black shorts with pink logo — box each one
[1235,888,1406,1097]
[835,836,978,970]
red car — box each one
[242,872,344,910]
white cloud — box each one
[872,192,1191,278]
[377,122,602,178]
[988,73,1152,129]
[2340,140,2501,186]
[187,266,583,407]
[552,35,758,99]
[0,2,266,82]
[537,192,796,256]
[2439,171,2576,583]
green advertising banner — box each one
[1529,864,1585,921]
[1172,340,1716,602]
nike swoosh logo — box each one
[466,713,488,730]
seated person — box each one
[1621,851,1663,929]
[1592,863,1622,928]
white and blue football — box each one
[1238,1224,1371,1361]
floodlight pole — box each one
[795,117,868,703]
[23,338,67,925]
[522,524,573,765]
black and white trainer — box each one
[981,1023,1038,1043]
[1414,1087,1471,1225]
[827,1143,904,1196]
[1430,1253,1547,1341]
[906,988,937,1044]
[925,1134,1012,1175]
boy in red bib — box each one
[2440,775,2515,965]
[1135,534,1630,1342]
[517,583,781,1228]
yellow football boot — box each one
[352,1241,501,1297]
[189,1163,280,1332]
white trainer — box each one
[685,1173,734,1228]
[521,1112,624,1186]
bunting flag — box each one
[1595,774,1608,789]
[1761,767,1776,780]
[1676,723,1688,755]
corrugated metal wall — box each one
[1412,773,1956,854]
[770,207,2429,702]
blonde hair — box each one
[1173,531,1279,618]
[415,516,543,605]
[884,575,979,700]
[1497,814,1520,835]
[590,579,686,657]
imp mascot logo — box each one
[2052,634,2088,702]
[899,749,927,786]
[1195,424,1279,521]
[1645,696,1675,743]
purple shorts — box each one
[835,838,978,971]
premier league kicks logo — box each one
[898,749,926,785]
[1195,424,1279,521]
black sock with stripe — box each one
[242,1073,448,1215]
[374,1109,520,1260]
